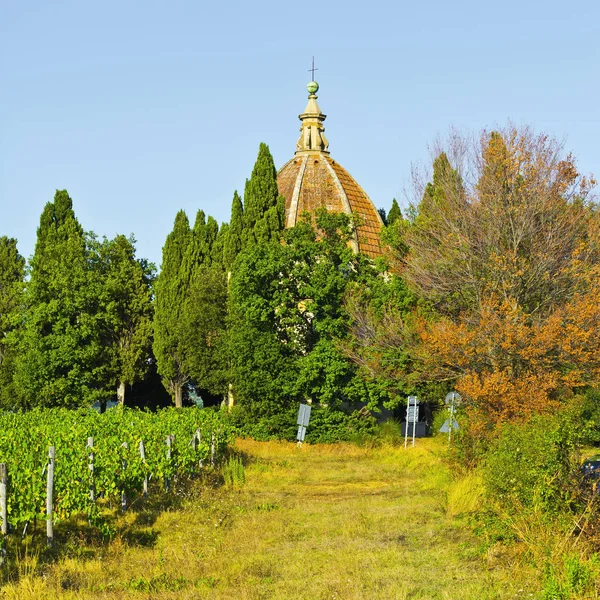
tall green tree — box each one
[205,216,219,262]
[227,210,383,419]
[15,190,107,407]
[96,235,155,406]
[242,143,285,245]
[387,198,402,226]
[0,237,25,407]
[223,191,243,270]
[153,211,192,407]
[184,264,228,394]
[212,222,228,267]
[180,210,227,395]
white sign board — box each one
[439,419,459,433]
[297,404,311,427]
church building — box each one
[277,80,384,258]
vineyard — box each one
[0,407,233,541]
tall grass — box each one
[0,436,533,599]
[222,454,245,487]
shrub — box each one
[482,411,583,515]
[228,404,377,444]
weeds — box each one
[222,454,245,487]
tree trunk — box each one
[174,384,183,408]
[117,381,126,406]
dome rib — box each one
[286,154,308,228]
[322,156,359,253]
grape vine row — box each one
[0,407,233,533]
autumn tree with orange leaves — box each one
[347,126,599,431]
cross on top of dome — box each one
[296,58,328,154]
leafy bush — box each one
[227,405,297,441]
[573,388,600,446]
[542,553,600,600]
[228,404,377,444]
[482,411,583,515]
[305,407,377,444]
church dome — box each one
[277,82,384,258]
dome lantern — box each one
[296,80,329,154]
[277,76,384,258]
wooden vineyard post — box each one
[0,463,7,537]
[190,430,203,475]
[0,463,5,565]
[139,440,148,497]
[87,437,95,503]
[211,432,215,468]
[165,435,173,491]
[46,446,55,546]
[197,430,203,470]
[121,442,128,511]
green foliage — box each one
[305,406,377,444]
[572,387,600,445]
[0,237,25,408]
[227,209,383,419]
[242,143,285,246]
[229,403,377,444]
[0,407,232,530]
[94,234,155,403]
[482,411,584,514]
[211,221,228,267]
[15,191,109,408]
[342,269,430,410]
[153,211,192,406]
[183,264,228,394]
[155,209,228,405]
[223,455,245,487]
[223,191,243,270]
[542,554,600,600]
[387,198,402,226]
[228,404,297,441]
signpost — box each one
[404,396,419,449]
[297,403,311,446]
[440,392,462,443]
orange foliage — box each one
[416,274,600,428]
[386,126,600,429]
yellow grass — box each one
[1,437,538,599]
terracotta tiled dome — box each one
[277,81,383,258]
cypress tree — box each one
[243,143,279,231]
[205,216,219,261]
[181,212,226,395]
[223,191,243,270]
[181,210,207,283]
[184,263,228,395]
[0,237,25,408]
[387,198,402,226]
[211,222,228,267]
[242,143,285,245]
[153,210,192,407]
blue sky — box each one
[1,0,599,268]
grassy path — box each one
[2,438,536,599]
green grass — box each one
[0,437,540,599]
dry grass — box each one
[0,437,537,599]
